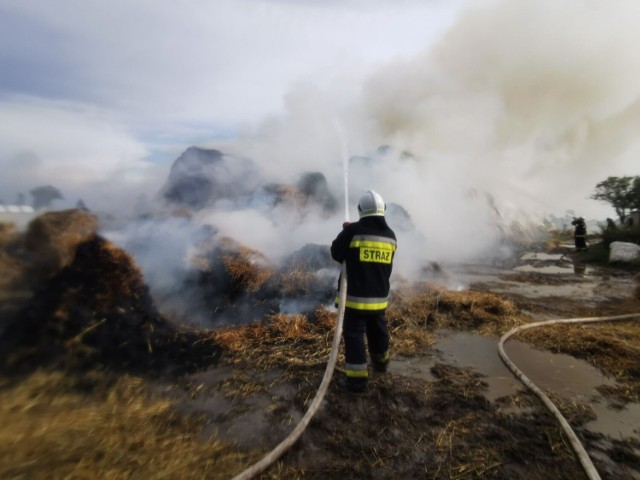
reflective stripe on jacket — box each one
[331,216,397,313]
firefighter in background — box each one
[571,217,587,251]
[331,190,397,393]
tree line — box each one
[590,176,640,222]
[4,185,65,210]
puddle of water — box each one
[512,263,596,276]
[397,330,640,439]
[520,253,566,261]
[390,331,524,401]
[442,250,627,301]
[497,278,632,301]
[434,331,524,401]
[506,340,640,439]
[443,266,605,300]
[388,355,436,382]
[503,340,615,398]
[588,403,640,438]
[513,264,574,274]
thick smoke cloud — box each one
[8,1,640,324]
[359,0,640,214]
[221,0,640,266]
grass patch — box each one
[578,241,611,264]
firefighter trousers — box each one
[343,310,390,383]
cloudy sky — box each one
[1,0,640,223]
[0,1,460,201]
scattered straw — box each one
[0,370,249,480]
[433,415,503,479]
[213,309,336,373]
[387,283,521,339]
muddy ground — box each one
[171,245,640,480]
[1,219,640,480]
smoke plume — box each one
[100,0,640,324]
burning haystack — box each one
[159,146,338,217]
[0,210,221,375]
[160,147,262,210]
[182,235,336,324]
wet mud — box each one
[170,246,640,479]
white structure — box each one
[610,241,640,262]
[0,205,37,228]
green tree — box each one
[631,177,640,211]
[590,176,639,222]
[30,185,64,210]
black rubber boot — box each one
[372,352,389,373]
[372,361,388,373]
[335,375,367,393]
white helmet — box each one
[357,190,386,218]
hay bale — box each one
[24,209,97,284]
[0,224,22,290]
[0,222,16,245]
[276,265,316,296]
[1,235,221,374]
[187,237,335,322]
[255,183,306,211]
[282,243,332,272]
[190,236,284,323]
[202,236,274,293]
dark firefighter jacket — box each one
[330,216,397,313]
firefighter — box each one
[331,190,397,393]
[571,217,587,251]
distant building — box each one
[0,205,37,228]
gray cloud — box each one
[0,0,459,126]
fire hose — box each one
[232,125,353,479]
[230,287,638,479]
[230,263,347,480]
[498,312,640,480]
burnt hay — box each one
[23,209,98,285]
[191,237,336,323]
[1,234,221,375]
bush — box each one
[579,241,610,264]
[601,225,640,247]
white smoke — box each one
[53,0,640,323]
[219,0,640,265]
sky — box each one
[1,0,640,226]
[0,0,460,202]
